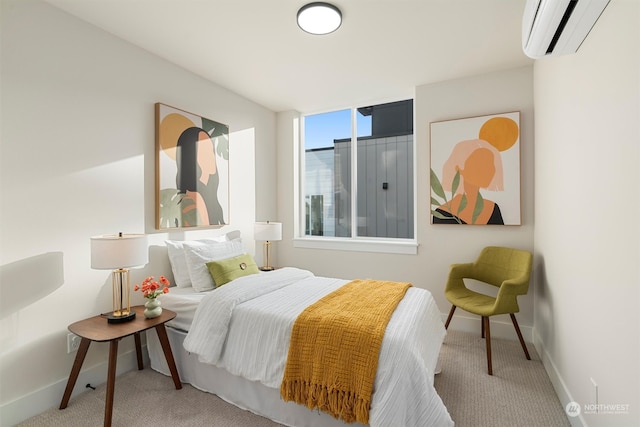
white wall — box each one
[0,0,276,424]
[533,1,640,426]
[277,66,536,338]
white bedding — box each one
[159,267,453,427]
[157,286,208,332]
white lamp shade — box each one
[90,233,149,269]
[254,222,282,242]
[297,2,342,35]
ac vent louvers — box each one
[546,0,578,54]
[522,0,610,59]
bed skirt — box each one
[147,326,364,427]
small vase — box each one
[144,297,162,319]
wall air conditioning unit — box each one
[522,0,610,59]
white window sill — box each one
[293,237,418,255]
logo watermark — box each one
[565,402,581,418]
[565,401,630,417]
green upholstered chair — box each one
[444,246,532,375]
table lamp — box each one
[91,233,148,323]
[254,221,282,271]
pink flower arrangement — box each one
[134,275,170,299]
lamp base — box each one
[106,310,136,324]
[259,266,276,271]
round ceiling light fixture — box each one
[297,2,342,35]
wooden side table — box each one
[59,306,182,427]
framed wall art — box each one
[155,103,229,229]
[430,111,521,225]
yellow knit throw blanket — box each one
[280,279,411,424]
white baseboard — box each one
[441,312,534,343]
[1,346,149,427]
[533,331,586,427]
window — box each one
[300,99,415,250]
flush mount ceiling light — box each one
[297,2,342,35]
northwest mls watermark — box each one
[566,401,630,417]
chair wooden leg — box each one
[481,316,485,338]
[444,305,456,329]
[484,316,493,375]
[510,313,531,360]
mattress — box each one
[149,268,453,427]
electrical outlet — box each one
[67,333,81,353]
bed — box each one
[146,237,453,427]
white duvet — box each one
[183,267,453,427]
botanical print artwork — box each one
[430,112,521,225]
[156,103,229,229]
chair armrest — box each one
[445,262,475,294]
[494,277,529,314]
[448,262,475,278]
[497,277,529,296]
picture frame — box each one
[155,103,229,229]
[430,112,521,225]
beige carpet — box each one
[18,330,569,427]
[18,369,283,427]
[435,330,570,427]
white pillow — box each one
[182,238,245,292]
[166,236,227,288]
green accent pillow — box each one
[206,253,259,287]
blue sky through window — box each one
[304,109,372,150]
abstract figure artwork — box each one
[430,112,521,225]
[155,103,229,229]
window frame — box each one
[294,100,418,255]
